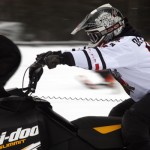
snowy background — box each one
[5,45,129,121]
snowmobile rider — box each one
[30,4,150,150]
[0,35,21,98]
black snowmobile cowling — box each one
[0,60,125,150]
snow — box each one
[5,45,129,121]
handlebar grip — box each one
[26,62,44,94]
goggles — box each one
[85,20,124,44]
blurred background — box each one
[1,0,150,119]
[0,0,149,43]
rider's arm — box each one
[37,37,140,70]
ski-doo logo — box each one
[0,125,39,145]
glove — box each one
[36,51,62,67]
[44,55,61,69]
[36,51,53,65]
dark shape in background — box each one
[0,0,149,41]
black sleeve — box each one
[60,52,75,66]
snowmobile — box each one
[0,60,125,150]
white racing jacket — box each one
[67,36,150,102]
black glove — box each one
[36,51,53,65]
[44,55,61,69]
[36,51,62,69]
[36,51,63,69]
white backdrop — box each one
[5,45,129,121]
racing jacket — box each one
[62,36,150,102]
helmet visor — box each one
[71,4,113,35]
[71,15,90,35]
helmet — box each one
[71,4,125,47]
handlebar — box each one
[23,51,53,95]
[24,61,44,95]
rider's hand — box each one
[44,55,61,69]
[36,51,62,68]
[36,51,53,65]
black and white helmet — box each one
[71,4,125,47]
